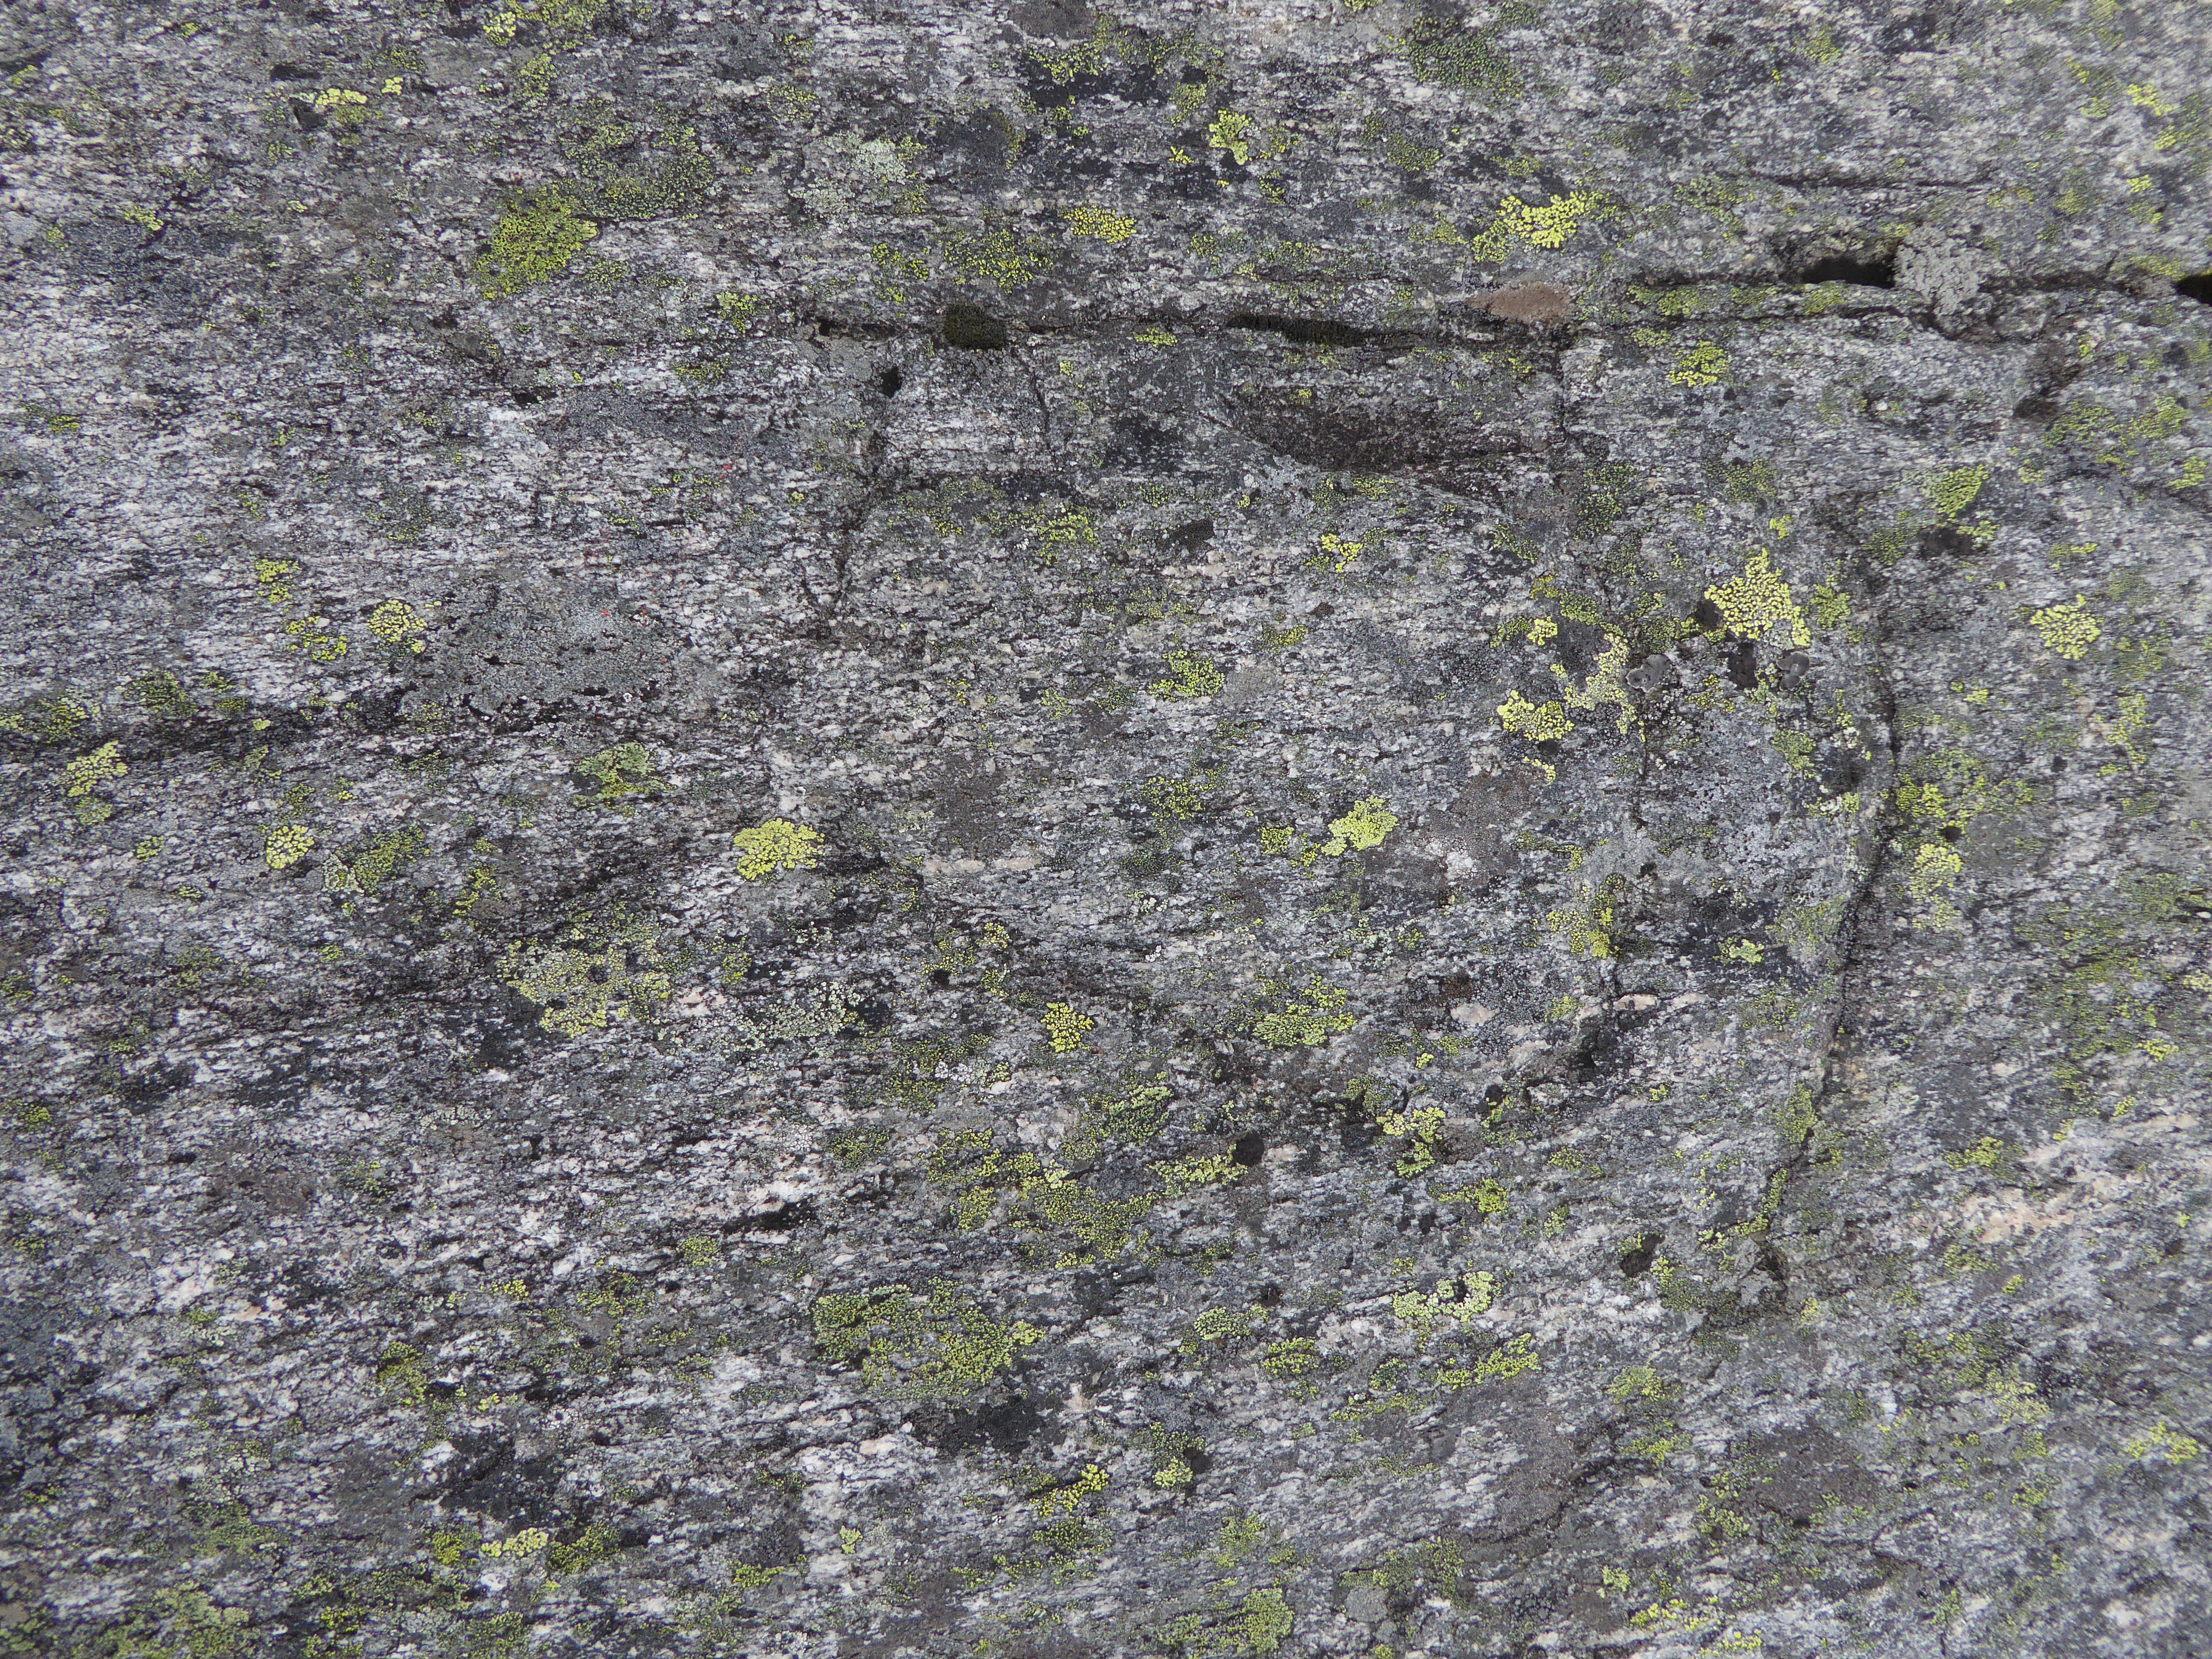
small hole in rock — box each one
[876,365,903,396]
[942,303,1008,350]
[2174,270,2212,305]
[1231,1132,1264,1167]
[742,1199,817,1233]
[1223,312,1364,347]
[1799,254,1896,288]
[1725,639,1758,689]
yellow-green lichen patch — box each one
[1029,1463,1109,1518]
[1498,690,1574,742]
[1807,577,1851,634]
[562,109,717,221]
[264,825,314,870]
[1062,204,1136,244]
[283,617,349,663]
[1151,1151,1242,1200]
[928,1130,1155,1264]
[1252,975,1354,1047]
[1401,16,1522,103]
[484,0,607,47]
[1215,108,1299,170]
[941,225,1054,288]
[1236,1588,1294,1654]
[1151,650,1224,700]
[1943,1135,2008,1172]
[1925,463,1991,519]
[1483,189,1606,252]
[1042,1003,1094,1053]
[2029,597,2101,660]
[1668,342,1730,388]
[309,87,371,127]
[1547,882,1622,959]
[1312,531,1364,572]
[1705,548,1811,647]
[732,818,825,880]
[1392,1269,1495,1341]
[1434,1176,1509,1216]
[1609,1364,1673,1405]
[1139,773,1208,823]
[1556,634,1637,733]
[1372,121,1442,173]
[1425,190,1609,262]
[1908,841,1965,932]
[253,558,300,605]
[324,825,425,894]
[573,743,665,816]
[122,670,196,719]
[368,600,432,654]
[2123,1422,2203,1463]
[1378,1103,1445,1175]
[1471,1332,1541,1381]
[1321,796,1398,856]
[811,1281,1044,1399]
[1893,750,2036,840]
[477,188,598,299]
[480,1528,550,1561]
[1570,462,1645,538]
[501,909,673,1035]
[0,695,89,743]
[61,742,127,825]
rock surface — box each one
[2,2,2209,1656]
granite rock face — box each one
[2,2,2209,1656]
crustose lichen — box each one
[573,743,665,816]
[812,1280,1043,1398]
[501,909,672,1035]
[732,817,825,880]
[1322,796,1398,857]
[1705,548,1811,647]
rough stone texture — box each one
[1,3,2209,1657]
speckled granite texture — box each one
[2,2,2208,1655]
